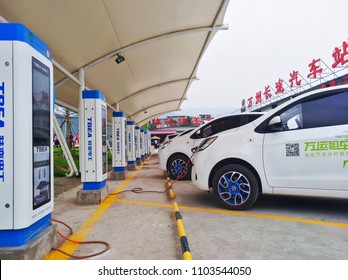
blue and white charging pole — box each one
[126,121,136,171]
[140,129,145,163]
[144,129,150,158]
[135,126,141,165]
[111,112,126,180]
[143,130,148,158]
[0,23,55,248]
[77,90,108,204]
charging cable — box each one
[50,219,110,259]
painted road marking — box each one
[114,198,348,229]
[45,167,143,260]
[46,163,348,260]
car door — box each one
[262,89,348,190]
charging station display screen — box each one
[32,57,51,209]
[102,105,107,174]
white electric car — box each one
[159,112,264,180]
[191,85,348,210]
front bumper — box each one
[158,150,168,171]
[191,153,211,191]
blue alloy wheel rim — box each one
[217,171,251,205]
[171,159,187,178]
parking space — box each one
[47,156,348,260]
[170,180,348,259]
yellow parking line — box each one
[133,177,165,181]
[114,199,348,229]
[45,168,142,260]
[115,198,173,210]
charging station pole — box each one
[126,121,136,171]
[111,112,126,180]
[0,23,56,257]
[147,130,151,158]
[77,90,108,204]
[143,130,148,159]
[135,126,141,166]
[140,129,144,163]
[144,129,150,159]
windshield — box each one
[178,128,194,136]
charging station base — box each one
[127,164,136,171]
[76,184,109,204]
[110,171,126,180]
[0,224,57,260]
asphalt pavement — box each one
[45,155,348,260]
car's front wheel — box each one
[168,155,192,180]
[212,164,259,210]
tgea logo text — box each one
[0,82,5,128]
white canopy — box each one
[0,0,229,125]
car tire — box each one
[212,164,259,210]
[168,154,192,180]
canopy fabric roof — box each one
[0,0,229,125]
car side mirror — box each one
[268,116,282,131]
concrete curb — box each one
[173,202,192,260]
[166,176,175,199]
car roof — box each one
[200,111,264,125]
[249,84,348,126]
[175,112,265,139]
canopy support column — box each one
[78,68,85,175]
[53,116,79,177]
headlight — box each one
[161,140,172,149]
[198,136,217,151]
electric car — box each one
[191,85,348,210]
[159,112,264,180]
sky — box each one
[181,0,348,112]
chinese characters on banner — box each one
[307,58,323,79]
[151,115,205,129]
[332,41,348,68]
[275,78,285,94]
[245,40,348,109]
